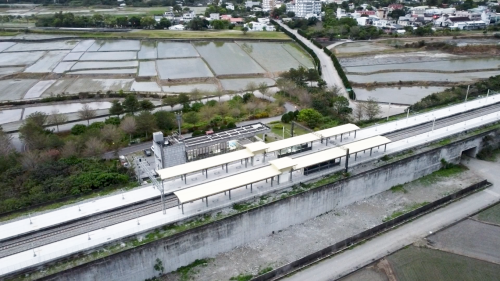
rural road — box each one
[284,157,500,281]
[276,20,353,107]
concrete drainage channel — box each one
[252,180,491,281]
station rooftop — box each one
[342,136,391,154]
[266,133,320,153]
[294,147,346,170]
[316,124,359,139]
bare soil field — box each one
[160,166,482,280]
[427,219,500,264]
[387,246,500,281]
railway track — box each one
[383,102,500,141]
[0,195,178,259]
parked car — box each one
[143,148,152,157]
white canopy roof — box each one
[342,136,391,154]
[316,124,359,138]
[174,166,281,204]
[244,141,269,153]
[158,149,253,180]
[266,133,320,153]
[294,147,346,170]
[269,157,298,171]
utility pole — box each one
[465,85,470,102]
[175,111,182,137]
[406,107,410,123]
[387,103,391,121]
[432,116,436,133]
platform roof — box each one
[269,157,298,171]
[316,124,359,138]
[294,147,346,170]
[342,136,391,154]
[266,133,320,153]
[244,141,269,154]
[174,166,281,204]
[157,149,254,180]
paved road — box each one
[284,157,500,281]
[276,21,353,107]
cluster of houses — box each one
[334,4,499,33]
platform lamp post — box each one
[406,107,410,123]
[175,111,182,137]
[486,89,490,102]
[465,85,470,102]
[387,103,391,121]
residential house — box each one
[169,24,185,30]
[220,14,232,20]
[210,13,220,20]
[230,17,244,25]
[226,3,235,10]
[244,21,276,31]
[263,0,276,11]
[245,1,261,8]
[183,11,195,21]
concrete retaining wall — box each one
[33,131,491,281]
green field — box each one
[477,203,500,225]
[388,246,500,281]
[16,29,290,40]
[269,122,309,140]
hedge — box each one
[272,19,355,100]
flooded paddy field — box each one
[23,101,112,116]
[0,39,312,102]
[354,86,448,104]
[349,71,500,84]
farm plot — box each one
[237,42,305,73]
[71,40,95,52]
[63,52,83,61]
[281,43,315,69]
[427,219,500,264]
[52,62,75,73]
[194,42,265,75]
[0,51,45,66]
[64,79,133,93]
[131,81,162,92]
[333,42,393,54]
[42,79,75,96]
[340,267,388,281]
[24,50,69,73]
[138,41,157,59]
[0,79,38,101]
[4,40,78,52]
[477,203,500,225]
[345,58,500,73]
[0,67,23,78]
[220,78,275,91]
[348,71,500,84]
[96,40,141,51]
[138,61,157,77]
[23,80,57,99]
[71,61,138,70]
[23,101,112,116]
[0,42,16,52]
[68,69,137,75]
[161,83,218,93]
[157,42,198,58]
[157,58,213,79]
[354,86,447,104]
[387,246,500,281]
[79,51,137,61]
[0,109,23,125]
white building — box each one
[244,21,276,31]
[183,11,195,21]
[286,0,322,18]
[263,0,276,11]
[169,24,185,30]
[245,1,261,8]
[226,3,235,10]
[210,13,220,20]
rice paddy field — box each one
[0,39,313,101]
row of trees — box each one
[35,12,170,29]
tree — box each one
[242,26,249,35]
[297,108,323,128]
[157,18,171,29]
[162,96,178,110]
[306,69,320,87]
[389,9,406,19]
[25,111,48,128]
[154,111,176,131]
[140,16,156,29]
[109,100,124,116]
[287,11,295,18]
[83,137,106,158]
[120,116,137,142]
[183,111,199,124]
[177,93,190,104]
[47,110,68,133]
[258,82,271,100]
[365,97,381,120]
[140,100,155,111]
[78,104,97,125]
[188,17,208,30]
[352,102,366,121]
[19,112,49,151]
[135,111,157,138]
[123,94,140,114]
[100,124,122,146]
[245,82,258,94]
[0,126,14,157]
[331,96,352,119]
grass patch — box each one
[176,259,210,281]
[0,31,19,36]
[230,274,254,281]
[477,203,500,225]
[390,184,408,193]
[432,138,451,148]
[27,29,289,39]
[270,122,309,139]
[232,202,254,212]
[416,164,466,186]
[310,172,343,188]
[387,246,500,281]
[258,266,273,275]
[383,202,429,222]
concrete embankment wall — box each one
[34,131,491,281]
